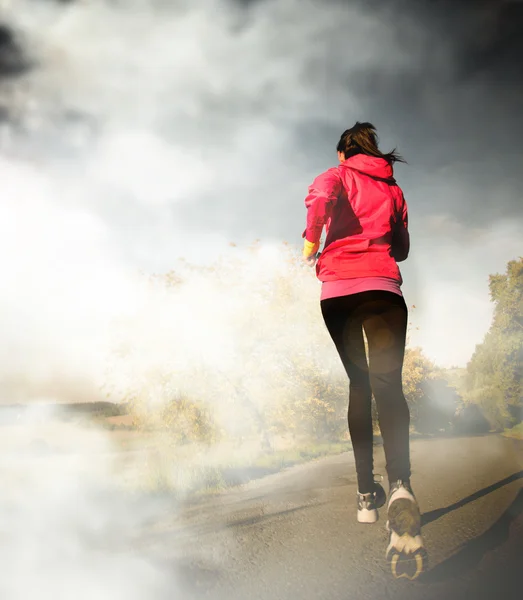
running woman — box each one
[302,122,426,580]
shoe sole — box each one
[357,508,378,524]
[386,497,426,580]
[387,540,427,580]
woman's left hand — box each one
[304,255,317,267]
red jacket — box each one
[302,154,409,283]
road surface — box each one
[144,434,523,600]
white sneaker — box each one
[357,479,386,524]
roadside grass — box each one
[70,405,355,496]
[6,404,352,496]
[503,422,523,440]
[193,441,353,498]
[139,440,353,499]
[251,442,352,470]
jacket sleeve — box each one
[391,193,410,262]
[302,168,342,244]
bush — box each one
[103,242,447,453]
[453,403,491,435]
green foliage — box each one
[129,393,221,445]
[440,367,467,396]
[503,422,523,440]
[402,346,439,412]
[266,357,349,443]
[465,257,523,428]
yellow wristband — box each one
[303,239,319,258]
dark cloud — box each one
[169,0,523,234]
[2,0,522,228]
[0,24,31,78]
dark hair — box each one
[336,121,405,164]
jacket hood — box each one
[341,154,394,181]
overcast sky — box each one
[1,0,522,384]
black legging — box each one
[320,290,411,493]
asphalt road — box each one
[146,434,523,600]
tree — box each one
[465,257,523,428]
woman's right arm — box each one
[302,168,342,247]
